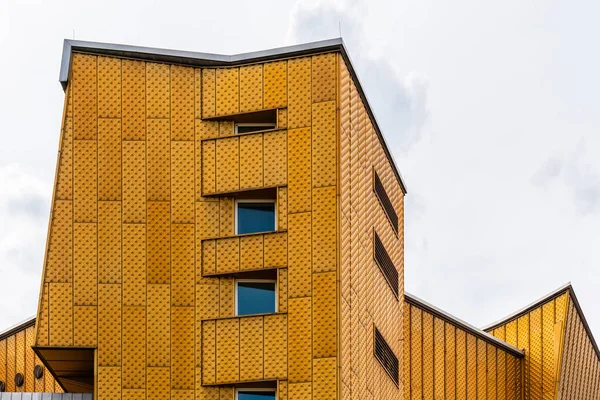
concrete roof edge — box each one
[58,37,407,193]
[405,291,524,357]
[0,315,36,341]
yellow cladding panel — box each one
[73,54,97,140]
[74,306,97,347]
[98,367,121,400]
[517,315,529,395]
[147,284,171,367]
[195,69,201,119]
[6,336,15,392]
[264,232,287,268]
[98,56,121,118]
[202,240,217,277]
[411,306,423,400]
[278,108,288,129]
[288,297,312,383]
[202,321,216,384]
[49,283,73,346]
[37,283,50,346]
[530,307,542,400]
[202,69,216,118]
[123,224,146,307]
[197,284,220,323]
[122,60,146,140]
[313,272,336,358]
[147,63,170,118]
[216,68,239,116]
[216,137,239,193]
[219,278,235,317]
[56,116,73,200]
[147,118,171,201]
[202,140,216,194]
[542,301,555,399]
[219,121,234,136]
[98,202,121,284]
[467,334,477,399]
[171,65,195,141]
[240,64,263,112]
[240,234,263,271]
[264,61,287,109]
[288,212,311,298]
[277,187,288,230]
[98,284,121,366]
[278,380,288,400]
[445,323,456,400]
[147,367,170,399]
[172,307,194,389]
[264,130,287,187]
[312,101,337,187]
[312,53,336,103]
[172,141,195,223]
[422,312,434,399]
[434,317,445,398]
[16,330,24,391]
[216,318,240,383]
[289,382,311,400]
[74,140,97,223]
[216,237,240,274]
[122,141,146,223]
[239,316,264,382]
[123,306,146,389]
[98,118,121,200]
[498,348,506,400]
[74,223,97,306]
[487,344,497,400]
[264,314,288,379]
[0,339,6,386]
[403,304,411,400]
[456,329,467,399]
[196,200,219,239]
[313,357,336,400]
[312,186,336,273]
[147,201,171,284]
[288,128,311,213]
[239,133,263,189]
[46,200,72,283]
[278,268,288,313]
[287,57,311,128]
[172,224,194,306]
[25,327,36,392]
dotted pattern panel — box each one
[287,58,311,129]
[263,130,287,187]
[216,238,239,274]
[171,65,195,141]
[239,134,263,189]
[288,297,312,383]
[278,380,288,400]
[46,200,72,283]
[456,329,467,399]
[172,307,194,389]
[487,344,497,400]
[123,306,146,389]
[278,268,288,313]
[289,382,311,400]
[517,316,529,397]
[422,312,434,399]
[312,101,337,187]
[122,60,146,140]
[123,224,146,307]
[239,316,264,382]
[202,320,216,384]
[312,186,336,273]
[312,53,336,103]
[147,63,170,119]
[477,339,487,399]
[278,108,288,129]
[98,201,121,284]
[466,334,477,400]
[202,140,216,194]
[445,323,456,400]
[147,284,171,367]
[219,197,235,235]
[73,54,97,140]
[278,187,288,230]
[434,317,445,399]
[219,121,234,137]
[73,223,97,305]
[73,140,97,223]
[123,390,146,400]
[122,141,146,223]
[530,307,543,400]
[73,306,97,347]
[24,327,35,392]
[288,128,311,213]
[264,232,287,268]
[171,224,194,306]
[216,68,239,116]
[313,272,336,358]
[288,212,311,298]
[98,56,121,118]
[264,61,287,109]
[264,314,288,379]
[202,69,216,118]
[15,331,24,392]
[147,118,171,201]
[36,285,50,346]
[49,283,73,346]
[240,65,263,112]
[215,137,239,193]
[147,201,171,284]
[172,141,195,223]
[410,307,423,399]
[98,367,122,400]
[542,301,554,400]
[56,117,73,200]
[313,357,336,400]
[240,234,263,271]
[202,240,217,277]
[6,336,15,392]
[98,284,121,366]
[219,278,235,318]
[147,367,170,399]
[216,318,240,383]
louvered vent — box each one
[374,231,399,298]
[373,169,398,234]
[374,326,399,386]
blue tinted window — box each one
[237,391,276,400]
[237,282,276,316]
[237,202,275,234]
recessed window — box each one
[235,123,276,134]
[236,200,276,235]
[236,280,277,316]
[236,389,276,400]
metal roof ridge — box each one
[0,315,36,340]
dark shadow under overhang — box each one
[33,346,95,393]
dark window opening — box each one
[236,280,277,316]
[236,123,276,134]
[237,390,276,400]
[373,169,399,234]
[236,201,276,235]
[374,326,399,386]
[374,231,399,298]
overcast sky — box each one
[1,0,599,337]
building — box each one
[0,39,597,399]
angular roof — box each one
[59,38,407,193]
[0,315,35,341]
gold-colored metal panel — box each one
[196,201,220,239]
[506,354,516,398]
[313,357,336,400]
[456,329,467,399]
[15,330,24,392]
[445,323,456,400]
[123,224,146,306]
[74,139,97,223]
[96,112,122,191]
[74,223,97,305]
[98,201,122,283]
[216,318,240,383]
[487,343,496,400]
[264,61,287,109]
[264,314,288,380]
[98,284,121,366]
[517,315,529,397]
[239,134,263,189]
[506,319,517,346]
[288,212,311,298]
[288,382,311,400]
[74,306,97,347]
[73,54,97,140]
[240,234,263,271]
[466,334,477,400]
[278,108,288,129]
[202,320,216,384]
[147,118,171,201]
[278,268,288,313]
[239,316,264,382]
[56,117,73,200]
[497,349,506,400]
[146,63,170,118]
[287,57,311,129]
[313,272,337,358]
[264,130,287,187]
[219,277,235,317]
[288,297,311,383]
[216,237,240,274]
[25,327,35,392]
[202,240,217,277]
[312,186,336,273]
[312,101,337,187]
[220,121,234,136]
[403,304,411,399]
[122,59,146,140]
[37,283,50,346]
[216,68,239,116]
[411,306,423,400]
[0,339,6,388]
[172,307,194,389]
[46,200,72,283]
[264,232,287,268]
[312,53,336,103]
[278,187,288,230]
[122,306,146,389]
[172,224,194,306]
[147,201,171,284]
[171,65,195,141]
[98,366,121,400]
[434,317,445,399]
[196,122,219,198]
[423,312,434,399]
[147,367,170,399]
[122,141,146,223]
[172,141,195,223]
[147,284,171,367]
[216,137,239,193]
[171,389,194,400]
[288,127,311,213]
[220,387,235,400]
[122,390,146,400]
[202,69,216,118]
[6,335,15,392]
[195,69,201,119]
[202,139,216,194]
[98,56,121,118]
[542,301,555,399]
[278,380,288,400]
[49,283,73,346]
[240,64,263,112]
[530,307,542,400]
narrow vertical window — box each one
[373,169,398,234]
[374,326,399,386]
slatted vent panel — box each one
[373,169,398,234]
[374,231,399,298]
[374,326,399,386]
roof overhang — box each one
[33,346,95,393]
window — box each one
[235,280,277,316]
[373,231,399,299]
[236,389,276,400]
[235,123,276,134]
[373,169,399,234]
[374,326,399,386]
[236,200,276,235]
